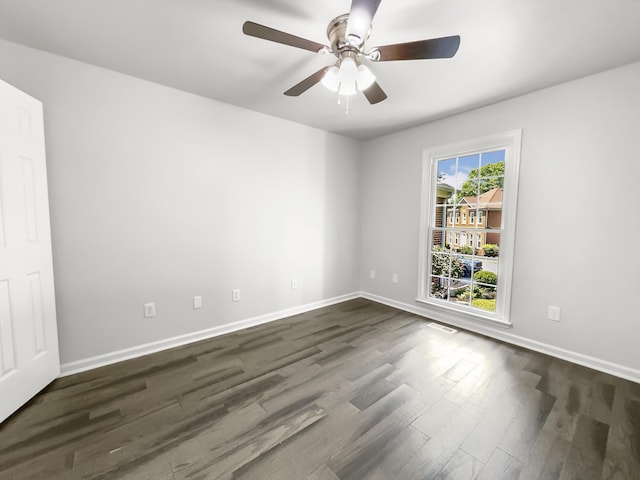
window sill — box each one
[415,297,513,329]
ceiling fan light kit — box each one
[242,0,460,106]
[321,52,376,96]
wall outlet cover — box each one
[144,302,156,318]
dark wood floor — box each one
[1,299,639,480]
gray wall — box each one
[360,61,640,373]
[0,40,362,365]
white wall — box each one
[360,61,640,375]
[0,40,362,367]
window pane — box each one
[450,278,471,307]
[487,203,503,230]
[481,233,501,256]
[433,204,448,229]
[459,154,480,180]
[428,276,450,300]
[431,252,450,276]
[477,150,505,199]
[437,158,456,182]
[480,150,505,168]
[455,252,483,278]
[431,228,446,249]
[472,297,496,312]
[472,248,499,312]
[456,154,480,199]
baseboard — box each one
[360,291,640,385]
[59,292,360,377]
[61,290,640,385]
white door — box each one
[0,79,59,423]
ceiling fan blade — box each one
[374,35,461,61]
[242,21,327,53]
[363,81,387,104]
[345,0,382,46]
[284,67,329,96]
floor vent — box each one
[427,322,457,334]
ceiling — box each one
[1,0,640,140]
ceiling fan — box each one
[242,0,460,104]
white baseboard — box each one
[59,292,360,377]
[61,290,640,385]
[360,291,640,385]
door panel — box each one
[0,79,59,423]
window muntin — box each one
[418,131,521,324]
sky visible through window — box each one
[437,150,505,191]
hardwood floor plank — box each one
[518,428,571,480]
[602,396,640,479]
[395,437,457,479]
[349,378,396,411]
[498,386,557,462]
[412,397,460,438]
[460,386,522,463]
[559,414,609,480]
[174,404,326,479]
[1,299,639,480]
[232,402,359,480]
[477,448,522,480]
[433,448,484,480]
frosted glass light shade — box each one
[338,57,358,96]
[356,64,376,90]
[340,79,357,96]
[339,57,358,82]
[321,66,340,92]
[320,57,376,97]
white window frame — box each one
[417,130,522,326]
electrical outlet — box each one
[232,289,240,302]
[392,273,399,284]
[291,279,298,289]
[144,302,156,318]
[193,296,202,309]
[548,305,561,322]
[370,269,376,279]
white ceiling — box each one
[1,0,640,139]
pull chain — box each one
[336,94,350,116]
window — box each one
[418,130,521,325]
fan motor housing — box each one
[327,14,369,54]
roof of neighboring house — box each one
[436,182,455,195]
[462,187,503,210]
